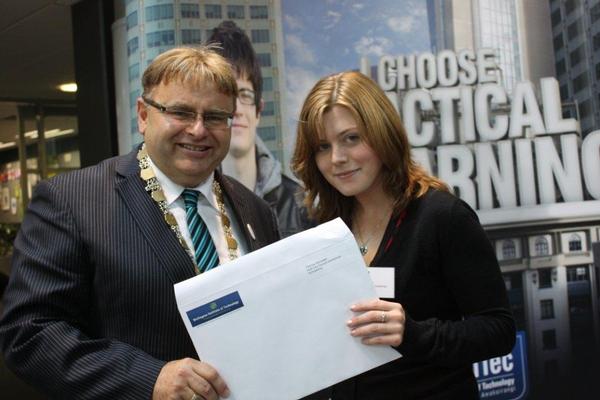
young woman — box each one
[292,71,515,399]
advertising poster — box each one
[279,2,600,398]
[122,1,600,398]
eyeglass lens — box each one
[144,97,232,129]
[238,89,255,106]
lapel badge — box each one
[246,223,256,241]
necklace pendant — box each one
[359,244,368,256]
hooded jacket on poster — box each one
[254,136,313,237]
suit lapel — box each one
[114,149,196,284]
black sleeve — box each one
[398,198,516,367]
[0,180,165,399]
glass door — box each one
[0,102,79,275]
[15,104,80,215]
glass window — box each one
[539,268,553,288]
[568,233,583,251]
[551,9,562,26]
[573,72,588,93]
[505,271,523,290]
[560,84,569,100]
[263,77,273,92]
[553,34,564,52]
[556,59,566,75]
[271,149,282,162]
[592,3,600,23]
[567,20,582,41]
[565,0,579,15]
[146,30,175,48]
[181,3,200,19]
[504,271,526,331]
[563,107,577,120]
[205,4,222,19]
[128,63,140,82]
[181,29,201,45]
[145,4,174,22]
[250,5,268,19]
[567,265,589,281]
[594,34,600,52]
[131,117,139,134]
[251,29,270,43]
[127,37,139,56]
[257,126,276,141]
[570,45,585,67]
[535,237,549,256]
[227,5,244,19]
[502,239,516,260]
[542,329,557,349]
[579,100,591,121]
[262,101,275,116]
[129,89,141,108]
[127,11,138,30]
[257,53,272,67]
[541,299,555,319]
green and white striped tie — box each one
[182,189,219,273]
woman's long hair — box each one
[292,71,448,224]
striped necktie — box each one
[182,189,219,273]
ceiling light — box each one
[0,142,16,149]
[58,83,77,93]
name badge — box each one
[368,267,395,299]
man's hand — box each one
[152,358,230,400]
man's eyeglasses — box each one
[142,96,233,129]
[238,88,256,106]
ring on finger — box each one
[380,311,387,323]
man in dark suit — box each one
[0,46,279,400]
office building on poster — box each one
[117,0,287,161]
[428,0,556,85]
[361,0,600,395]
[549,0,600,139]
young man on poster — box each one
[208,21,312,237]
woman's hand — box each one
[347,299,406,347]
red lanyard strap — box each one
[384,209,408,253]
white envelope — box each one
[174,218,401,400]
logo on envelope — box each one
[186,291,244,327]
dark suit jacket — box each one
[0,148,280,399]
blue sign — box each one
[474,331,528,400]
[186,291,244,327]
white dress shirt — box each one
[147,158,248,265]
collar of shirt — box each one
[144,155,248,263]
[146,157,217,210]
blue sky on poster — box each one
[281,0,432,157]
